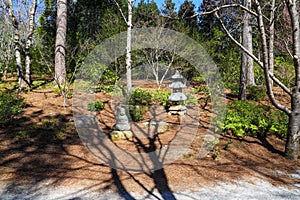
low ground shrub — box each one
[214,100,288,138]
[151,89,171,107]
[129,88,152,106]
[88,100,104,112]
[0,92,24,124]
[247,85,266,100]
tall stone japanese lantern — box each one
[168,70,187,115]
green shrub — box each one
[88,101,104,112]
[247,85,266,100]
[194,85,209,93]
[214,100,288,138]
[129,105,144,122]
[0,92,24,124]
[192,75,206,83]
[151,89,171,107]
[130,88,152,106]
[98,69,118,93]
[225,82,239,96]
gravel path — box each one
[1,177,300,200]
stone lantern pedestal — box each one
[168,71,187,116]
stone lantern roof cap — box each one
[172,70,184,79]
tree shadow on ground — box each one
[1,93,299,199]
[74,103,179,200]
[0,104,179,199]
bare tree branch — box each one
[254,0,291,115]
[112,0,128,25]
[214,11,291,97]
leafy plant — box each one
[192,75,205,83]
[88,100,104,112]
[130,88,152,106]
[194,85,209,93]
[14,130,30,140]
[247,85,266,100]
[129,105,146,122]
[0,92,24,124]
[211,147,220,160]
[151,89,171,107]
[98,69,118,93]
[214,101,288,138]
[225,82,239,96]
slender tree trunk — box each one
[15,40,23,90]
[268,0,276,87]
[239,0,254,100]
[24,0,37,87]
[7,0,23,90]
[244,0,255,85]
[286,95,300,159]
[239,60,247,100]
[284,0,300,159]
[25,42,31,86]
[55,0,67,86]
[126,0,133,92]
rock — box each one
[110,131,133,141]
[142,121,170,133]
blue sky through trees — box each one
[135,0,203,11]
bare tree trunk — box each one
[268,0,276,87]
[126,0,133,92]
[239,0,255,100]
[245,0,255,86]
[284,0,300,159]
[15,38,23,90]
[7,0,23,90]
[240,19,247,100]
[286,99,300,159]
[244,0,255,86]
[55,0,67,86]
[113,0,135,92]
[25,0,37,87]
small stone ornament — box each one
[111,106,133,141]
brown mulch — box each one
[0,86,299,195]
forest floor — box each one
[0,82,300,199]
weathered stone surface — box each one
[114,106,130,131]
[168,92,187,101]
[168,105,187,116]
[110,131,133,141]
[143,121,170,133]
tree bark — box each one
[126,0,133,92]
[6,0,23,90]
[244,0,255,86]
[55,0,67,86]
[285,93,300,159]
[268,0,276,87]
[284,0,300,159]
[239,0,254,100]
[25,0,37,87]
